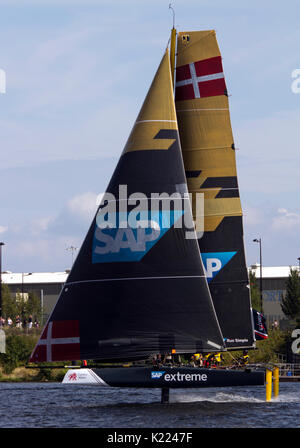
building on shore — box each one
[1,271,69,324]
[249,264,299,329]
[1,265,298,328]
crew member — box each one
[193,353,200,366]
[204,353,215,368]
[214,352,222,367]
[242,350,249,365]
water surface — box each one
[0,382,298,428]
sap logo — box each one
[151,371,165,379]
[201,252,237,282]
[92,210,183,263]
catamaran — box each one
[29,23,266,402]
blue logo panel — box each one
[151,371,165,379]
[201,251,237,282]
[92,210,184,263]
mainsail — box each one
[175,31,255,350]
[30,50,225,363]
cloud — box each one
[243,206,265,227]
[29,217,52,235]
[0,225,8,234]
[2,191,102,271]
[234,109,300,215]
[66,192,102,222]
[13,235,83,270]
[272,208,300,232]
[32,191,101,239]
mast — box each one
[169,4,176,86]
[170,27,176,86]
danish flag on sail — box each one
[175,56,226,101]
[29,320,80,362]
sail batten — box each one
[135,119,178,123]
[64,275,207,287]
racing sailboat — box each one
[29,25,265,399]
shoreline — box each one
[0,366,67,382]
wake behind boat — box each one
[29,21,268,402]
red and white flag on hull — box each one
[29,320,80,362]
[175,56,227,101]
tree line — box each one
[0,283,42,326]
[281,268,300,327]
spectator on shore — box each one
[15,315,21,328]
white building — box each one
[2,271,69,322]
[2,265,297,327]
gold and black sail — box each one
[30,50,225,363]
[175,31,255,349]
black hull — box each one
[63,366,265,388]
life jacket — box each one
[215,353,221,362]
[243,352,249,364]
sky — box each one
[0,0,300,272]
